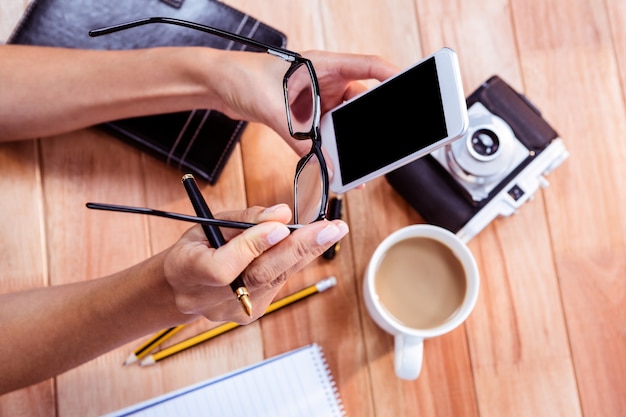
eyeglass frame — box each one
[89,16,329,226]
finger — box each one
[205,221,292,285]
[216,204,293,240]
[283,137,314,158]
[243,219,349,288]
[307,50,399,83]
[217,204,292,223]
[342,81,369,102]
[340,54,400,82]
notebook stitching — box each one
[211,120,246,175]
[167,109,197,165]
[177,109,211,170]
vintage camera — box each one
[386,75,569,242]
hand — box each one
[162,204,348,324]
[211,49,399,157]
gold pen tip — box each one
[235,287,253,317]
[240,294,253,317]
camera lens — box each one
[471,129,499,157]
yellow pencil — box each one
[139,276,337,366]
[123,325,186,365]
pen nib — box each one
[235,287,253,317]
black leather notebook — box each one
[8,0,287,183]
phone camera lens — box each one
[471,129,499,158]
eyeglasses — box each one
[89,17,329,227]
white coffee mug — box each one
[363,224,479,380]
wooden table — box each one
[1,0,625,415]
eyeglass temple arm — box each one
[86,202,302,232]
[89,16,299,61]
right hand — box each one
[162,204,349,324]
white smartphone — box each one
[320,47,469,194]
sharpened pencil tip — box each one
[139,356,156,366]
[123,353,138,366]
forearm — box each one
[0,45,226,142]
[0,250,193,394]
[0,198,348,394]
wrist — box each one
[109,250,196,333]
[79,47,227,122]
[177,47,236,115]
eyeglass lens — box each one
[294,152,325,225]
[285,62,325,225]
[286,63,316,135]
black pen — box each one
[181,174,253,317]
[323,195,343,260]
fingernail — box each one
[267,225,290,245]
[316,222,348,245]
[337,221,349,235]
[263,203,289,214]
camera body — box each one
[386,75,569,242]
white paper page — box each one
[103,343,345,417]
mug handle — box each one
[394,334,424,380]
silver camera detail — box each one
[431,102,530,202]
[386,76,569,242]
[431,100,568,241]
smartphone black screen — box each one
[331,57,447,184]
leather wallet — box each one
[8,0,287,183]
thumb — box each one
[211,221,291,281]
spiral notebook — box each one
[103,343,345,417]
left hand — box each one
[210,49,399,157]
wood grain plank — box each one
[37,130,158,416]
[415,0,523,92]
[313,0,435,414]
[223,1,379,415]
[317,0,476,415]
[512,0,626,415]
[0,141,56,416]
[319,0,423,66]
[416,0,582,416]
[0,141,46,292]
[2,0,626,415]
[606,0,626,99]
[0,3,56,413]
[309,0,480,415]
